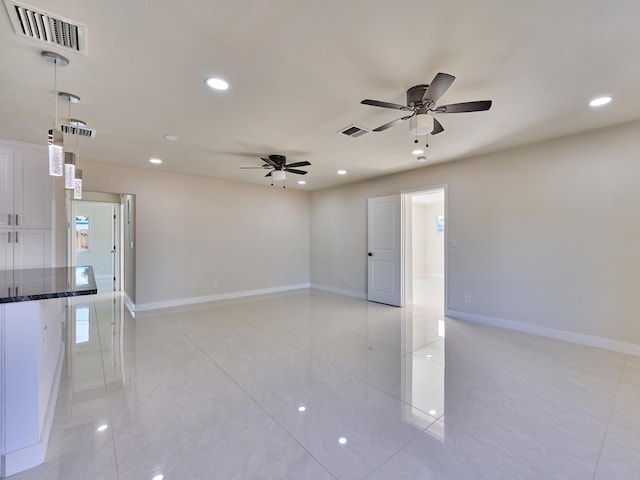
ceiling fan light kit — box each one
[272,170,286,182]
[409,114,434,136]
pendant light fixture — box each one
[48,129,63,175]
[64,151,76,189]
[42,51,68,176]
[73,125,83,199]
[73,168,83,199]
[60,91,81,190]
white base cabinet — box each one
[0,299,66,478]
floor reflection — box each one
[9,288,639,480]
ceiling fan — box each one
[239,154,311,186]
[361,72,492,136]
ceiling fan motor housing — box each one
[269,154,287,167]
[407,84,430,109]
[407,85,433,135]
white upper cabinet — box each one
[0,142,52,230]
[0,140,53,271]
[0,145,13,229]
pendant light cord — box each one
[54,60,58,125]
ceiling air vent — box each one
[4,0,87,54]
[339,125,370,138]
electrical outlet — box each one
[464,294,472,304]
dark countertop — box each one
[0,266,97,304]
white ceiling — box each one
[2,0,640,191]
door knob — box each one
[368,252,373,257]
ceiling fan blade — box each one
[361,99,411,111]
[436,100,492,113]
[285,161,311,168]
[431,118,444,135]
[286,169,308,175]
[372,114,414,132]
[422,73,455,103]
[265,171,272,177]
[260,156,279,167]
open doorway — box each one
[406,188,446,313]
[67,191,136,305]
[400,187,446,432]
[72,200,120,292]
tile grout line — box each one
[167,304,339,480]
[590,353,629,480]
[88,295,122,479]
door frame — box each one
[66,191,124,292]
[401,184,448,309]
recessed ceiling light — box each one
[338,437,348,445]
[96,424,108,432]
[417,156,427,163]
[152,475,164,480]
[412,149,424,155]
[163,135,179,141]
[337,170,347,175]
[205,77,229,90]
[429,409,437,416]
[149,158,162,164]
[298,405,306,412]
[589,96,612,107]
[298,180,306,185]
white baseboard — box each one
[446,308,640,356]
[134,283,311,312]
[310,283,367,299]
[123,293,136,316]
[3,442,46,477]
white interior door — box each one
[368,194,403,306]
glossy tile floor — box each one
[11,288,640,479]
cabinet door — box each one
[14,147,52,229]
[0,230,13,270]
[13,229,51,270]
[0,146,14,228]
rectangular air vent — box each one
[56,123,96,138]
[4,0,87,54]
[339,125,370,138]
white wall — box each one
[423,202,444,276]
[411,201,445,277]
[80,163,311,308]
[412,204,427,276]
[311,119,640,347]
